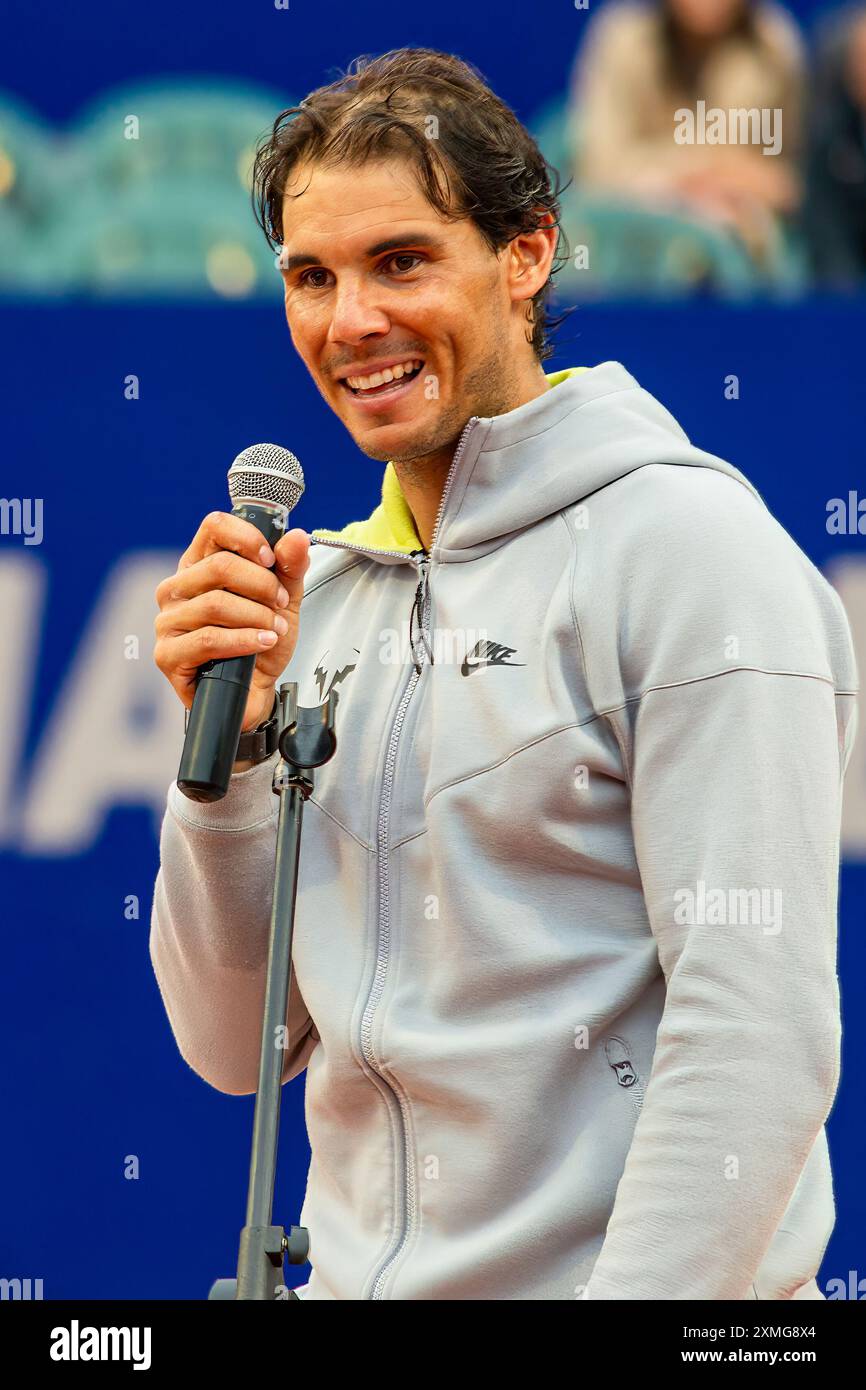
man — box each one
[151,48,859,1299]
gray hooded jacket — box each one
[150,361,859,1300]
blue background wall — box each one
[0,0,847,124]
[1,0,864,1299]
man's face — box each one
[278,157,528,465]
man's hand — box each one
[154,513,311,734]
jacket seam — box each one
[414,671,842,815]
[308,795,376,852]
[561,509,597,721]
[306,551,368,595]
[563,508,634,790]
[391,826,426,849]
[600,668,853,790]
[419,715,607,816]
[599,667,850,719]
[169,802,278,834]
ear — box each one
[506,211,558,305]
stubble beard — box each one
[351,349,517,480]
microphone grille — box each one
[227,443,305,511]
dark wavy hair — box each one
[251,47,572,363]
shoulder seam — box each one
[599,666,850,720]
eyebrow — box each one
[279,231,447,275]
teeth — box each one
[347,359,422,391]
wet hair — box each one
[251,47,572,362]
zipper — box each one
[630,1076,646,1118]
[361,417,480,1295]
[428,416,479,554]
[315,416,480,1299]
[311,415,477,551]
[309,536,416,563]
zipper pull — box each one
[408,550,433,674]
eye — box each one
[383,253,423,274]
[298,267,330,289]
[295,253,423,290]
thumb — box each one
[274,528,311,605]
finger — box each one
[178,511,279,572]
[156,550,290,610]
[155,589,289,640]
[155,625,281,683]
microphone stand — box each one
[209,681,339,1301]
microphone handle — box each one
[176,501,288,803]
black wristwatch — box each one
[184,692,280,767]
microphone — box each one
[176,443,306,803]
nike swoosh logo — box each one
[460,639,526,676]
[460,655,527,676]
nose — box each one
[327,272,391,345]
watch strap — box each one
[235,693,280,764]
[184,692,279,765]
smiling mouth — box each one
[340,360,425,400]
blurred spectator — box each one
[802,5,866,286]
[569,0,806,266]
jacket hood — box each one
[310,361,764,564]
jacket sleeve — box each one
[149,751,318,1095]
[574,464,859,1299]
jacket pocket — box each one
[604,1035,645,1117]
